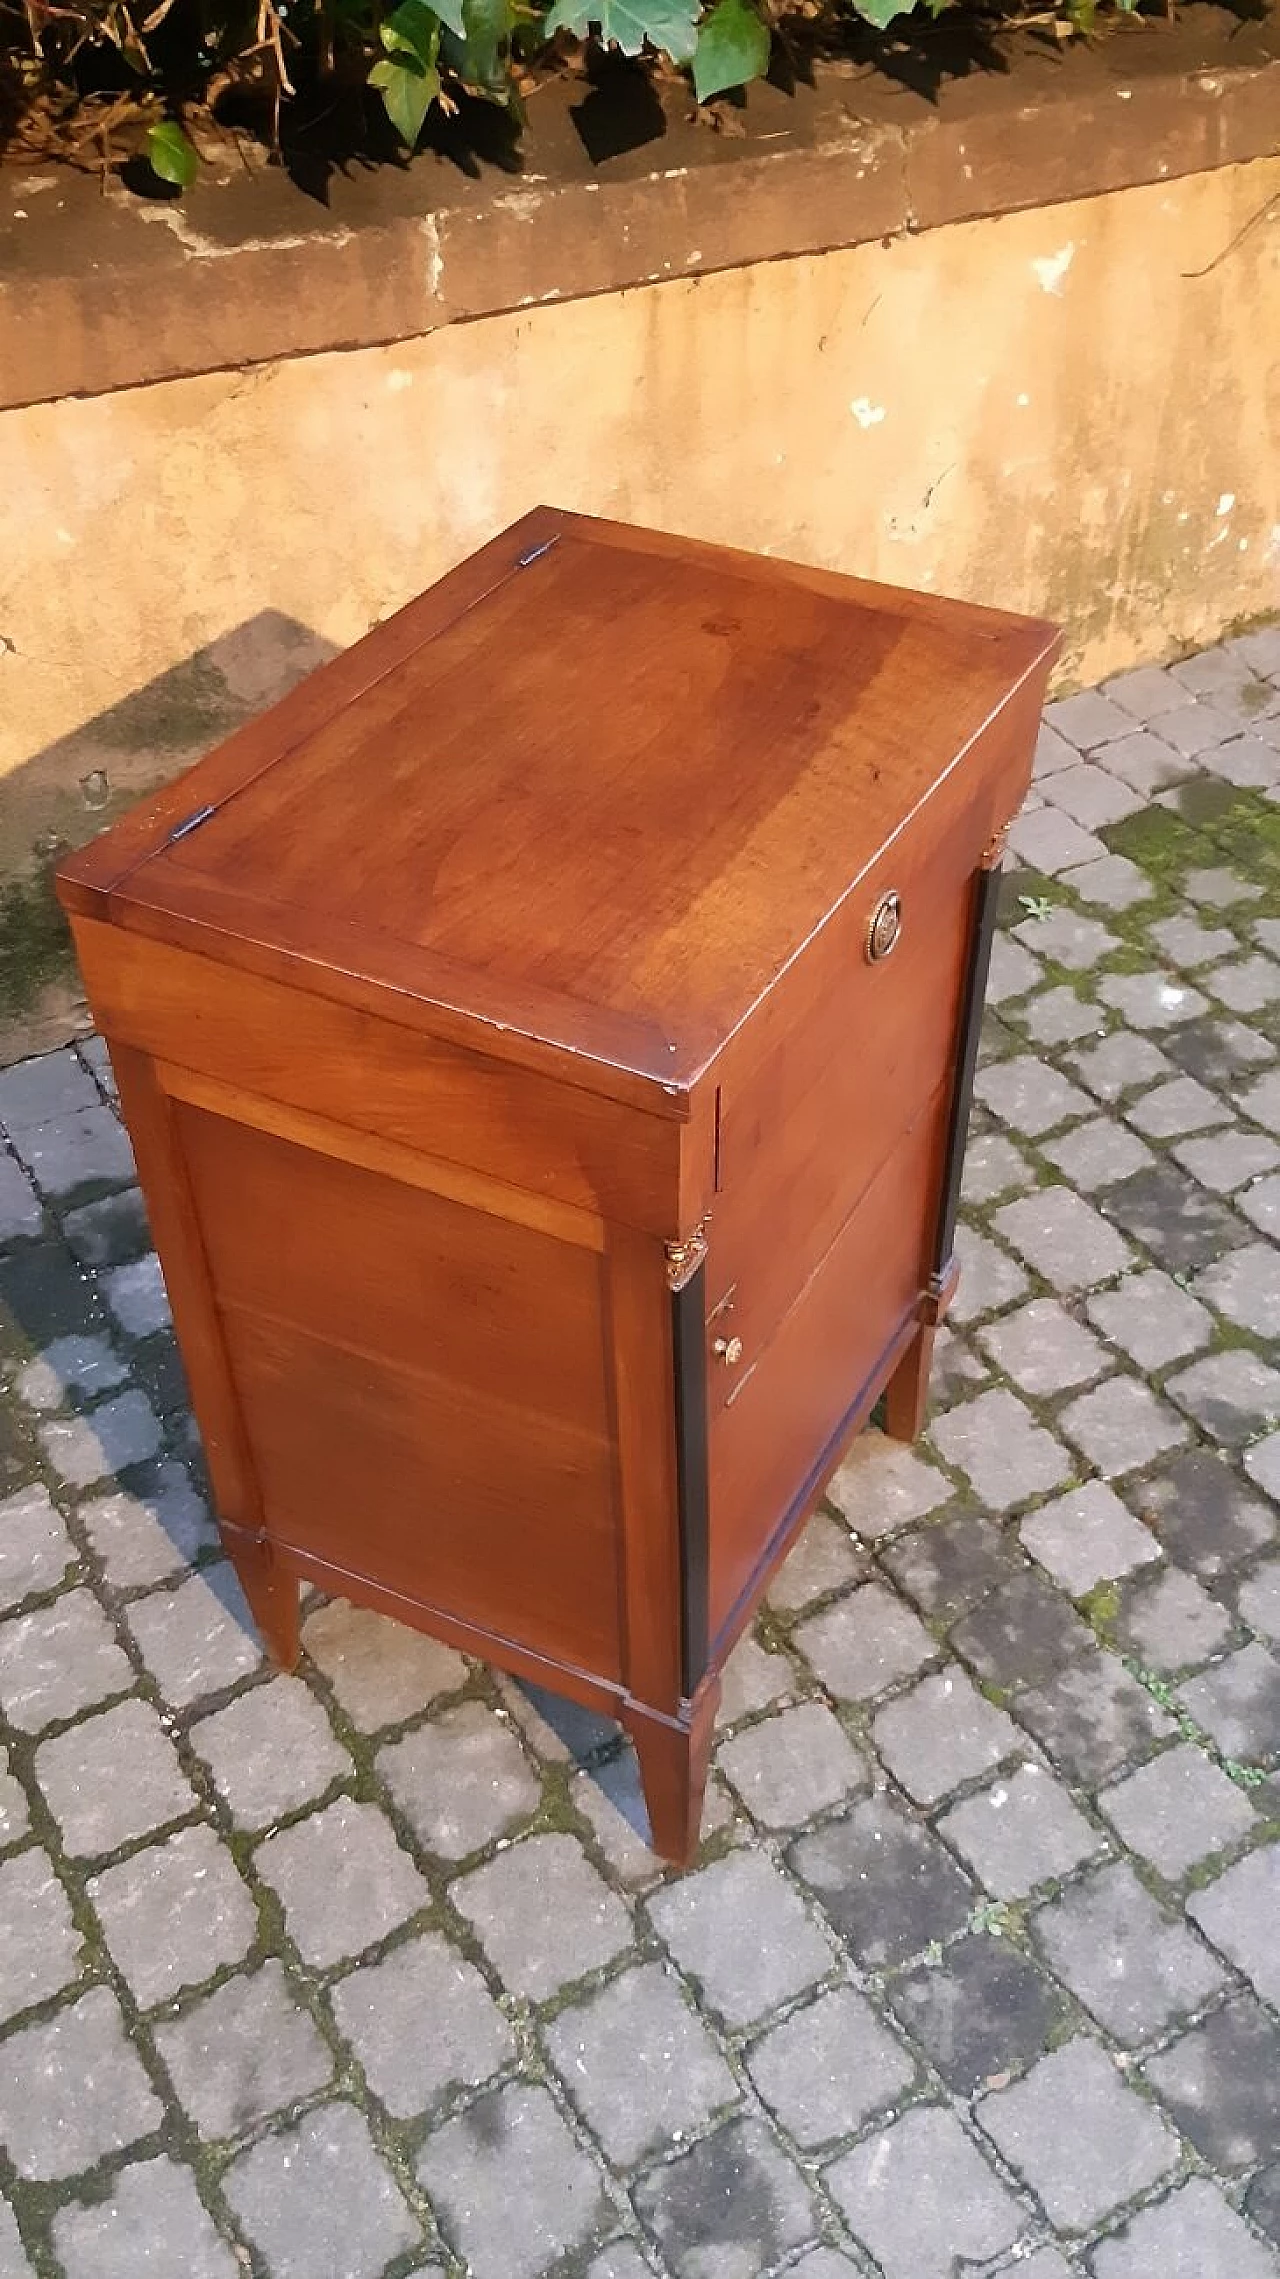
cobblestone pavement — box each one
[2,631,1280,2279]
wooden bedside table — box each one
[57,509,1058,1864]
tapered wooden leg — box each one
[883,1322,937,1444]
[626,1678,720,1868]
[222,1525,301,1669]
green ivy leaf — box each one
[691,0,768,99]
[370,50,442,141]
[381,0,452,61]
[442,0,517,88]
[146,119,199,187]
[847,0,915,26]
[544,0,698,64]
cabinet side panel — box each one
[175,1098,624,1680]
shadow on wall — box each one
[0,612,339,1066]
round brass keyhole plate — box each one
[866,890,902,964]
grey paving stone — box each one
[1242,1067,1280,1135]
[930,1388,1072,1511]
[977,2036,1178,2230]
[1046,690,1134,751]
[419,2080,608,2279]
[1041,1117,1154,1194]
[650,1848,833,2026]
[0,1988,164,2180]
[927,1323,992,1409]
[79,1462,216,1589]
[988,935,1043,1005]
[501,1674,619,1765]
[1201,738,1280,791]
[256,1796,429,1969]
[0,1847,81,2024]
[1086,1268,1213,1369]
[573,1748,730,1887]
[886,1932,1070,2096]
[1170,646,1266,704]
[1070,1031,1173,1102]
[939,1762,1102,1899]
[1021,984,1107,1048]
[977,1298,1108,1396]
[1154,702,1245,758]
[1129,1074,1229,1140]
[950,1228,1032,1324]
[453,1833,633,2004]
[1020,1482,1160,1598]
[718,1701,868,1829]
[747,1982,912,2148]
[0,1589,132,1733]
[1103,664,1186,721]
[102,1255,171,1342]
[1058,1376,1187,1478]
[950,1568,1094,1692]
[1089,2176,1280,2279]
[1008,808,1108,876]
[1000,2253,1074,2279]
[302,1596,467,1730]
[0,1484,75,1610]
[37,1386,162,1488]
[377,1697,540,1860]
[778,2254,862,2279]
[993,1187,1134,1291]
[332,1928,514,2119]
[789,1795,973,1969]
[1165,1012,1276,1092]
[15,1333,128,1415]
[1033,720,1078,776]
[1014,1649,1175,1784]
[1230,626,1280,678]
[52,2157,238,2279]
[0,1053,100,1137]
[547,1960,737,2166]
[1239,1557,1280,1643]
[61,1188,150,1268]
[1179,1643,1280,1763]
[826,1429,950,1539]
[1207,952,1280,1015]
[827,2104,1023,2279]
[1043,762,1143,829]
[1151,914,1241,969]
[585,2249,653,2279]
[124,1563,263,1707]
[974,1057,1094,1138]
[89,1822,257,2008]
[1097,971,1210,1035]
[191,1675,350,1831]
[1112,1563,1234,1674]
[153,1960,333,2140]
[767,1511,867,1612]
[224,2102,418,2279]
[1195,1240,1280,1339]
[962,1130,1036,1205]
[0,1240,102,1350]
[1013,907,1120,974]
[1247,1432,1280,1502]
[1178,1131,1280,1197]
[13,1107,135,1199]
[77,1036,117,1098]
[1187,1843,1280,2005]
[1032,1860,1227,2045]
[1143,1997,1280,2171]
[715,1633,794,1725]
[1167,1349,1280,1449]
[872,1665,1019,1806]
[634,2114,818,2279]
[35,1695,193,1856]
[0,2203,32,2278]
[1137,1447,1276,1575]
[794,1580,935,1701]
[1240,1170,1280,1234]
[0,1158,42,1244]
[0,1746,29,1849]
[879,1510,1021,1622]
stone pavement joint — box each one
[0,636,1279,2278]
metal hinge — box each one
[167,804,216,843]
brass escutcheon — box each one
[866,890,902,964]
[713,1335,744,1367]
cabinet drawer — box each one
[706,813,977,1392]
[707,1088,947,1647]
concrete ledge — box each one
[3,10,1277,411]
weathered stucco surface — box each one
[0,148,1278,1049]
